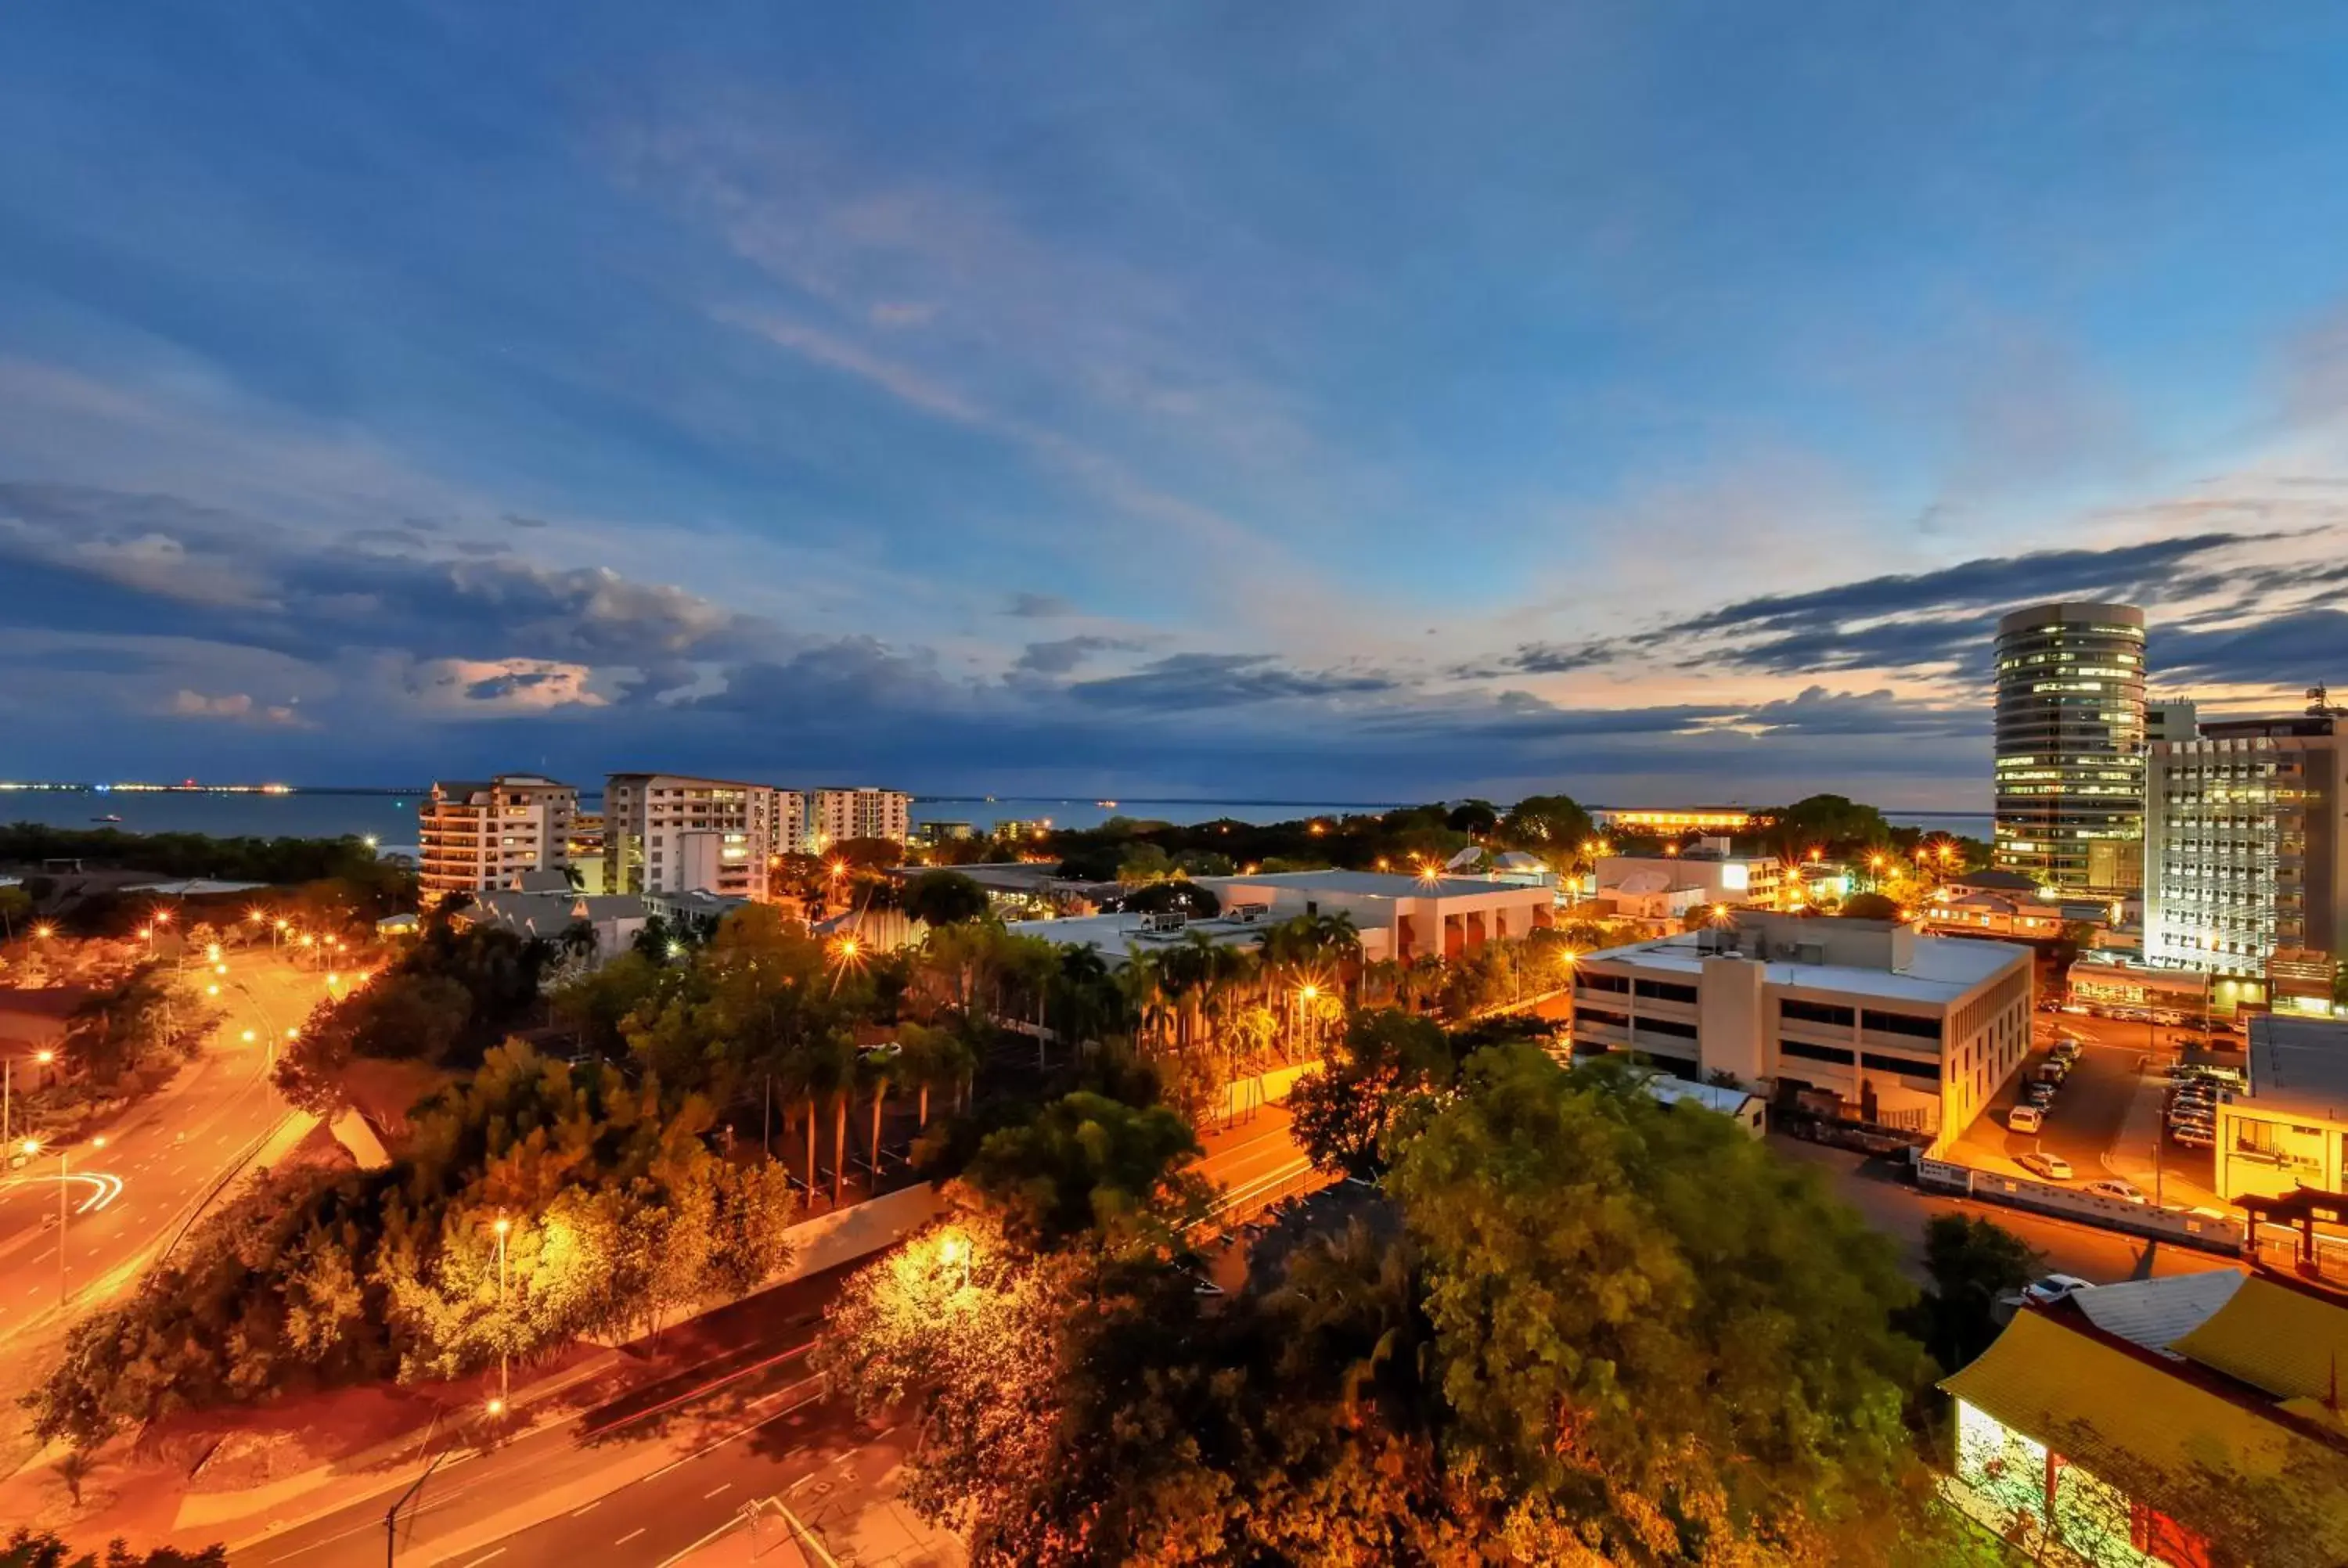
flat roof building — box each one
[417,774,577,906]
[1575,912,2033,1145]
[1201,869,1555,965]
[1993,601,2147,897]
[2214,1013,2348,1203]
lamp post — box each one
[492,1216,512,1415]
[3,1048,55,1151]
[24,1135,105,1307]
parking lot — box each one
[1949,1011,2222,1210]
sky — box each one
[3,3,2346,808]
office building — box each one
[1574,912,2033,1144]
[417,775,577,905]
[1590,806,1756,836]
[603,773,790,901]
[1993,602,2147,895]
[1941,1275,2348,1566]
[2145,697,2199,743]
[2213,1013,2348,1203]
[2144,701,2346,983]
[808,787,913,848]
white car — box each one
[2085,1179,2146,1204]
[2016,1151,2074,1181]
[2022,1273,2097,1306]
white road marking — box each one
[703,1483,731,1499]
[569,1498,601,1516]
[614,1528,646,1545]
[458,1552,506,1568]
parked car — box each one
[2026,1081,2058,1106]
[2022,1272,2097,1305]
[2085,1179,2147,1204]
[2017,1152,2075,1181]
[2034,1062,2067,1085]
[2006,1105,2044,1133]
[2172,1127,2215,1149]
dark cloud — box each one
[1068,653,1395,711]
[1014,635,1138,675]
[1003,590,1076,619]
[2156,609,2348,687]
[463,670,564,700]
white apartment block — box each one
[603,773,794,901]
[417,775,577,905]
[1574,912,2033,1147]
[2145,710,2347,982]
[807,786,913,848]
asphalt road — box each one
[0,948,313,1342]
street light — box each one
[492,1216,514,1412]
[3,1048,56,1149]
[24,1135,106,1307]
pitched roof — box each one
[2170,1274,2348,1403]
[2071,1270,2245,1353]
[1942,1307,2348,1566]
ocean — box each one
[0,785,1994,847]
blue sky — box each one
[3,3,2346,807]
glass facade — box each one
[1993,602,2146,895]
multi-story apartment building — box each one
[566,812,608,894]
[2144,702,2347,983]
[807,786,913,848]
[1574,912,2033,1146]
[1993,602,2147,896]
[416,775,577,905]
[603,773,795,901]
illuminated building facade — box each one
[603,773,789,901]
[2145,708,2346,984]
[417,774,576,904]
[1993,602,2146,896]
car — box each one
[2172,1127,2214,1149]
[2085,1179,2147,1204]
[2022,1272,2097,1305]
[2017,1152,2075,1181]
[2006,1104,2044,1133]
[2034,1062,2067,1084]
[2168,1107,2215,1126]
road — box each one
[229,1101,1305,1566]
[0,948,313,1342]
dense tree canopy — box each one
[904,870,992,929]
[1,1532,225,1568]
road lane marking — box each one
[703,1483,731,1499]
[458,1552,506,1568]
[569,1498,601,1516]
[614,1528,646,1545]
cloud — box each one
[167,690,309,727]
[409,658,607,714]
[1068,653,1395,712]
[2156,608,2348,689]
[1014,635,1138,675]
[1003,590,1077,620]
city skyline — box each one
[5,8,2347,804]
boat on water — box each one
[92,814,124,823]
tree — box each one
[1386,1044,1938,1559]
[1116,843,1176,885]
[904,871,992,930]
[1898,1214,2040,1373]
[1443,800,1499,836]
[1287,1008,1456,1176]
[1763,793,1894,859]
[0,884,31,939]
[960,1091,1208,1255]
[1838,891,1904,922]
[1118,879,1219,919]
[0,1531,227,1568]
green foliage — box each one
[1443,799,1499,836]
[272,914,551,1111]
[1116,879,1219,918]
[0,823,388,887]
[1388,1043,1935,1559]
[1496,793,1596,861]
[904,870,992,929]
[25,1041,795,1448]
[1287,1008,1455,1177]
[1761,793,1895,859]
[0,1530,226,1568]
[960,1090,1208,1255]
[0,883,32,934]
[59,964,211,1090]
[1838,891,1904,922]
[1898,1215,2040,1374]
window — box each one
[1578,1006,1630,1031]
[1780,1039,1853,1066]
[1579,973,1630,994]
[1781,998,1853,1028]
[1862,1052,1940,1083]
[1635,1016,1698,1040]
[1634,979,1698,1005]
[1862,1009,1943,1041]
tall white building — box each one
[807,786,913,848]
[603,773,796,901]
[1993,602,2147,895]
[2145,706,2347,984]
[417,775,577,905]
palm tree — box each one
[895,1022,976,1127]
[780,1033,857,1205]
[859,1043,901,1185]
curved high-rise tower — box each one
[1993,602,2147,895]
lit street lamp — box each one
[23,1134,106,1307]
[3,1048,56,1149]
[492,1215,514,1413]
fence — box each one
[1192,1159,1334,1245]
[1916,1156,2245,1254]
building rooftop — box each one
[2245,1014,2348,1124]
[2071,1270,2245,1354]
[1638,1074,1762,1120]
[1582,922,2026,1008]
[1208,869,1541,901]
[1004,909,1277,967]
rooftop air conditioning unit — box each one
[1139,910,1188,934]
